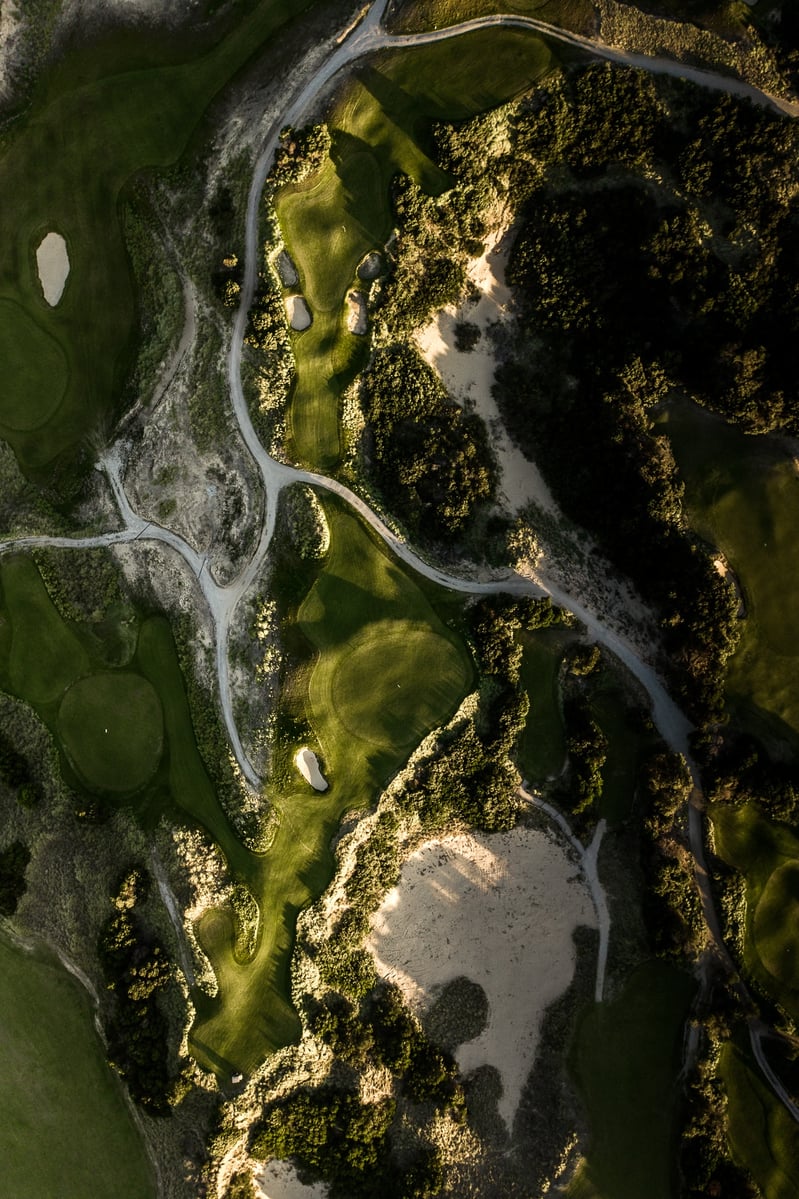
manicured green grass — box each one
[0,929,154,1199]
[657,401,799,748]
[0,298,69,432]
[277,27,554,469]
[190,496,473,1075]
[0,0,327,477]
[567,960,695,1199]
[516,625,572,782]
[135,616,252,876]
[1,555,88,706]
[589,664,653,825]
[712,804,799,1023]
[57,671,163,793]
[722,1038,799,1199]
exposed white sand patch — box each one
[256,1161,328,1199]
[346,289,367,335]
[36,232,70,306]
[295,747,328,791]
[415,229,555,516]
[286,294,311,331]
[368,824,596,1129]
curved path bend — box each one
[2,0,797,1119]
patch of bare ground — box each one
[124,359,262,587]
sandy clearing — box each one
[368,824,596,1129]
[36,231,70,306]
[295,747,328,791]
[346,289,367,335]
[286,294,312,331]
[415,229,555,516]
[256,1161,328,1199]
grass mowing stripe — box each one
[0,929,155,1199]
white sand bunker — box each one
[286,294,311,331]
[346,289,367,335]
[295,747,328,791]
[36,231,70,306]
[415,229,555,516]
[368,824,595,1129]
[256,1161,328,1199]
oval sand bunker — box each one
[294,747,328,791]
[285,294,311,331]
[36,232,70,306]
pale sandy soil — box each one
[256,1161,328,1199]
[0,3,23,103]
[415,229,555,516]
[346,289,367,334]
[295,747,328,791]
[368,824,596,1129]
[286,294,312,331]
[36,232,70,306]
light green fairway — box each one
[722,1040,799,1199]
[57,671,163,793]
[568,960,695,1199]
[1,555,88,706]
[0,298,69,432]
[517,625,572,783]
[0,929,154,1199]
[277,27,554,469]
[190,496,472,1075]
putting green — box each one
[0,299,68,432]
[754,862,799,991]
[315,620,470,751]
[57,671,163,793]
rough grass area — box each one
[57,671,163,793]
[276,27,553,469]
[0,930,154,1199]
[0,0,325,478]
[712,803,799,1023]
[389,0,596,36]
[658,401,799,748]
[722,1038,799,1199]
[567,960,695,1199]
[190,495,473,1076]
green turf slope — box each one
[190,496,473,1075]
[0,929,154,1199]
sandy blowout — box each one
[36,231,70,306]
[256,1161,328,1199]
[368,824,596,1129]
[415,229,554,516]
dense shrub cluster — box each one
[0,840,30,916]
[98,866,181,1114]
[0,731,39,806]
[359,344,496,540]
